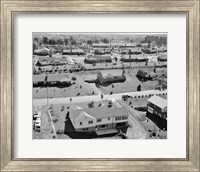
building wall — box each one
[74,116,96,129]
[75,126,96,132]
[147,103,167,119]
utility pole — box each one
[44,75,48,106]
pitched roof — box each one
[93,43,110,47]
[34,48,50,53]
[87,55,111,60]
[147,95,167,109]
[33,74,70,82]
[99,70,123,77]
[70,107,129,121]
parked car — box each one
[122,94,133,101]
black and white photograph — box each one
[32,33,167,139]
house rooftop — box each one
[70,107,129,121]
[147,95,167,109]
[99,70,124,77]
[33,74,70,82]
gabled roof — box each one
[99,70,123,78]
[59,76,70,82]
[93,43,110,47]
[70,107,129,121]
[33,74,70,82]
[34,48,50,53]
[147,95,167,109]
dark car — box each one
[122,94,133,101]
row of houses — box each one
[62,49,85,56]
[33,74,72,87]
[120,55,167,63]
[84,55,112,64]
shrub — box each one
[56,129,64,135]
[71,76,77,81]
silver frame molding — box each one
[1,1,199,171]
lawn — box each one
[97,68,167,94]
[33,73,98,99]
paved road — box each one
[33,89,167,107]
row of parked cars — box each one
[33,111,41,132]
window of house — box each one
[97,118,101,122]
[122,116,128,120]
[108,117,110,120]
[100,125,106,128]
[88,121,93,124]
[80,122,82,125]
[115,116,121,121]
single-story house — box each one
[33,74,71,87]
[147,56,159,62]
[33,48,50,56]
[147,95,167,119]
[84,55,112,64]
[97,70,126,85]
[92,43,110,49]
[69,107,129,135]
[158,55,167,62]
[121,55,147,62]
[62,49,85,56]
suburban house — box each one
[147,95,167,119]
[62,49,85,56]
[147,55,159,63]
[84,55,112,64]
[69,107,129,135]
[158,55,167,62]
[96,70,126,85]
[94,48,111,55]
[33,48,50,56]
[92,43,110,49]
[33,74,71,87]
[121,55,147,63]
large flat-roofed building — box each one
[147,95,167,119]
[69,107,129,135]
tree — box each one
[42,36,49,44]
[56,38,64,45]
[108,100,113,108]
[88,101,94,108]
[33,41,39,52]
[70,36,76,45]
[64,38,69,46]
[101,38,109,44]
[137,84,141,92]
[87,40,93,45]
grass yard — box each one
[98,68,167,94]
[33,73,98,99]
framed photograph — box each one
[1,0,199,171]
